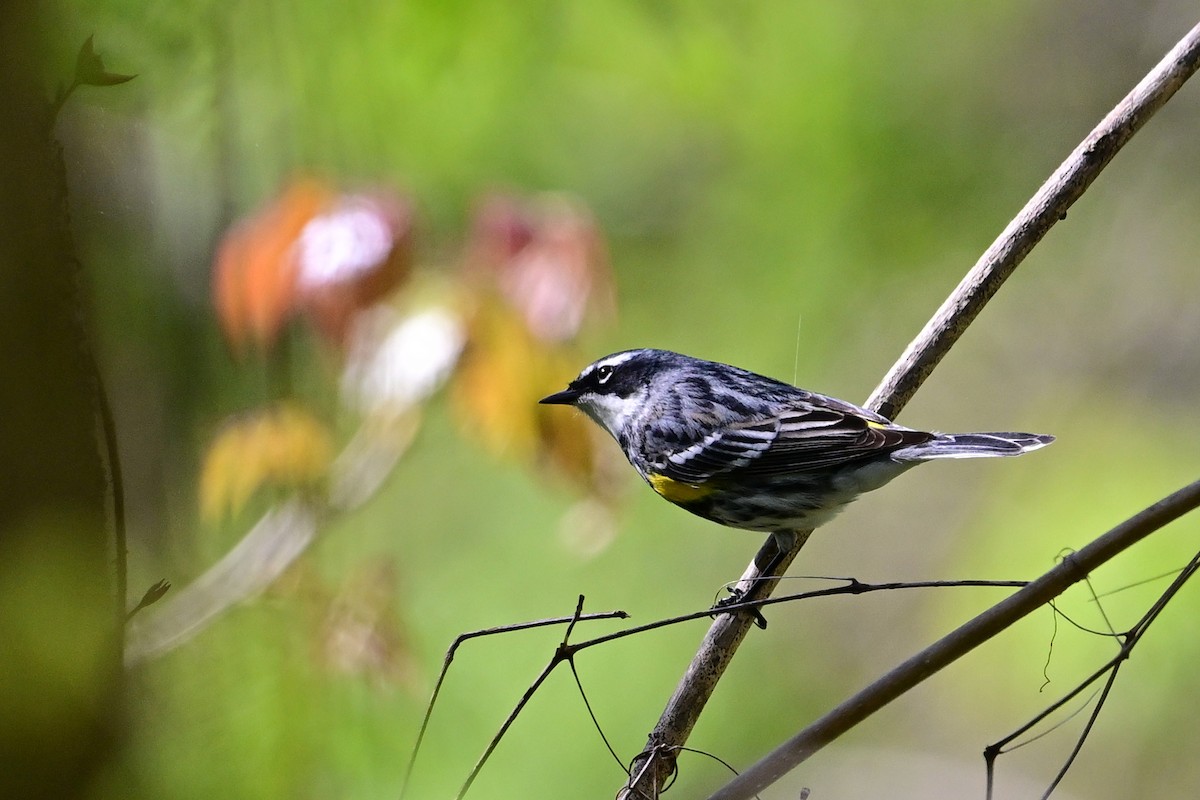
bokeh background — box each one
[38,1,1200,797]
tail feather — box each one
[898,432,1055,461]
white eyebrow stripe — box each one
[579,350,640,379]
[600,351,640,368]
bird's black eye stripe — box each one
[596,364,614,384]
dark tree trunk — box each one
[0,7,124,799]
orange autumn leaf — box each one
[213,179,334,355]
[199,404,335,522]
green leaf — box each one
[74,34,136,88]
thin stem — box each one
[453,597,590,799]
[708,478,1200,800]
[399,606,627,799]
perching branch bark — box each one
[866,19,1200,420]
[621,18,1200,799]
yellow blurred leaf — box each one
[538,395,602,486]
[451,297,619,496]
[450,298,547,461]
[199,404,335,522]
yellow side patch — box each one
[648,473,714,504]
[866,420,888,429]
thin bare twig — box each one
[625,19,1200,799]
[433,579,1024,797]
[710,478,1200,800]
[453,596,593,799]
[95,372,128,639]
[984,549,1200,799]
[399,604,629,799]
[584,577,1027,654]
[414,579,1021,796]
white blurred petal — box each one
[297,197,394,289]
[342,305,465,412]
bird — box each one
[540,348,1053,582]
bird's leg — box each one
[756,530,797,575]
[712,530,797,629]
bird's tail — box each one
[898,432,1055,461]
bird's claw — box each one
[711,588,768,629]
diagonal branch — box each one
[621,18,1200,799]
[984,549,1200,799]
[866,19,1200,420]
[710,477,1200,800]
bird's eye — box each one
[596,365,614,384]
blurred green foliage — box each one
[41,0,1200,797]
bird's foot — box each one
[711,587,769,629]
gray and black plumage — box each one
[540,349,1053,535]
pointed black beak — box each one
[539,387,579,405]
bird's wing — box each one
[656,403,933,484]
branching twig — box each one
[399,604,629,799]
[453,596,594,800]
[624,19,1200,799]
[709,478,1200,800]
[984,548,1200,799]
[419,579,1027,796]
[619,529,814,797]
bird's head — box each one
[540,348,677,438]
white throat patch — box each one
[578,388,642,438]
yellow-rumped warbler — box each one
[541,349,1053,540]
